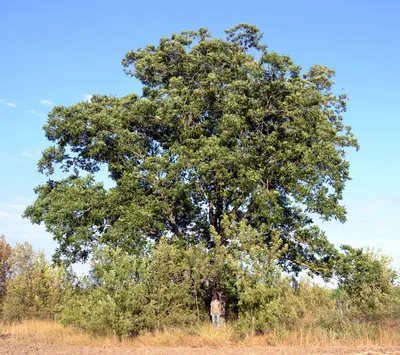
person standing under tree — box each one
[210,294,223,327]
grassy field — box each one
[1,320,400,348]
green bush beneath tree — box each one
[1,233,399,339]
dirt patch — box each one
[1,337,400,355]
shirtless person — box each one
[210,294,223,327]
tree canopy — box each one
[24,24,358,274]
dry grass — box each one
[132,325,236,348]
[1,320,400,348]
[0,320,121,347]
[247,325,400,348]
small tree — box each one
[221,218,287,332]
[2,243,68,321]
[0,235,12,310]
[335,245,398,319]
[60,246,151,337]
[181,241,211,323]
[149,238,204,329]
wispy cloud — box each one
[7,204,27,212]
[83,94,93,103]
[0,98,16,108]
[40,99,55,106]
[0,199,57,256]
[26,110,45,118]
[0,210,21,222]
[21,150,41,159]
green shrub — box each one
[60,246,151,337]
[335,246,398,320]
[2,243,68,322]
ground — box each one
[1,337,400,355]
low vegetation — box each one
[1,233,400,346]
[2,320,400,348]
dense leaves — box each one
[0,235,12,307]
[24,24,358,275]
[0,235,398,338]
[1,240,69,321]
[335,246,398,318]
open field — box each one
[2,321,400,354]
[2,340,400,355]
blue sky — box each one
[1,0,399,270]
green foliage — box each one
[60,246,150,337]
[0,235,12,309]
[335,246,398,319]
[149,238,210,328]
[60,240,212,337]
[220,218,333,334]
[0,235,399,339]
[2,242,68,322]
[24,24,358,277]
[224,219,285,329]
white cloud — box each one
[0,199,57,256]
[21,150,41,159]
[0,210,20,222]
[26,110,44,118]
[1,217,57,257]
[13,233,34,240]
[361,207,377,213]
[7,204,27,212]
[26,109,39,115]
[40,99,55,106]
[0,98,16,108]
[83,94,93,102]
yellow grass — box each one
[0,320,121,346]
[1,320,400,348]
[132,325,236,348]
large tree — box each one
[24,24,358,274]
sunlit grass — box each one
[1,319,400,348]
[0,320,121,346]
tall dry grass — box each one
[1,320,400,348]
[0,320,121,346]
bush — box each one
[60,246,151,337]
[60,240,213,337]
[335,246,398,320]
[2,243,68,322]
[2,233,400,340]
[0,235,12,314]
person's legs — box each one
[212,313,220,327]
